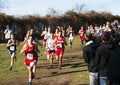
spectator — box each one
[108,33,120,85]
[95,32,112,85]
[83,33,100,85]
[4,25,13,43]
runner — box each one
[27,28,42,79]
[20,35,39,85]
[46,33,55,68]
[55,31,67,70]
[6,33,19,70]
[78,26,85,47]
[43,27,51,53]
[68,27,74,48]
[41,27,47,48]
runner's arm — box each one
[20,44,26,54]
[6,40,13,47]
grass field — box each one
[0,35,89,85]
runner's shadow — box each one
[59,69,87,75]
[62,62,87,68]
[36,69,87,80]
[70,63,87,68]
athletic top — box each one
[25,44,37,60]
[47,39,55,50]
[56,37,64,49]
[54,34,58,40]
[69,31,73,37]
[44,32,51,40]
[8,39,17,51]
[79,30,84,36]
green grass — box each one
[0,35,89,85]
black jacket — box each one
[95,41,112,77]
[83,41,100,72]
[108,45,120,83]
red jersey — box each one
[79,29,84,40]
[24,44,37,66]
[54,34,58,40]
[79,29,84,36]
[56,37,64,49]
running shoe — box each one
[9,66,12,70]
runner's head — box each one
[10,33,15,40]
[28,35,33,44]
[58,30,63,38]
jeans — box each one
[100,77,107,85]
[90,72,99,85]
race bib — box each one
[27,53,33,59]
[10,46,15,51]
[57,44,62,48]
[47,36,50,39]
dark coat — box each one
[83,41,100,72]
[95,41,112,77]
[108,45,120,83]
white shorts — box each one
[69,37,73,40]
[30,61,36,67]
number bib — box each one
[27,53,33,59]
[10,46,15,51]
[57,44,62,48]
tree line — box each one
[0,10,120,42]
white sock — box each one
[29,79,32,82]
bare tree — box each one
[47,8,58,17]
[73,3,87,13]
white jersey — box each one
[44,32,51,40]
[4,29,13,39]
[47,39,55,50]
[69,32,74,40]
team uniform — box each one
[44,32,51,42]
[79,29,84,40]
[8,39,17,55]
[54,34,58,40]
[25,44,37,67]
[69,32,74,41]
[55,37,65,56]
[47,39,55,54]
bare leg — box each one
[56,55,59,61]
[10,53,15,70]
[70,39,73,48]
[27,66,33,85]
[58,54,63,70]
[32,64,36,79]
[50,54,53,68]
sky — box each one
[2,0,120,16]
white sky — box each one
[3,0,120,16]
